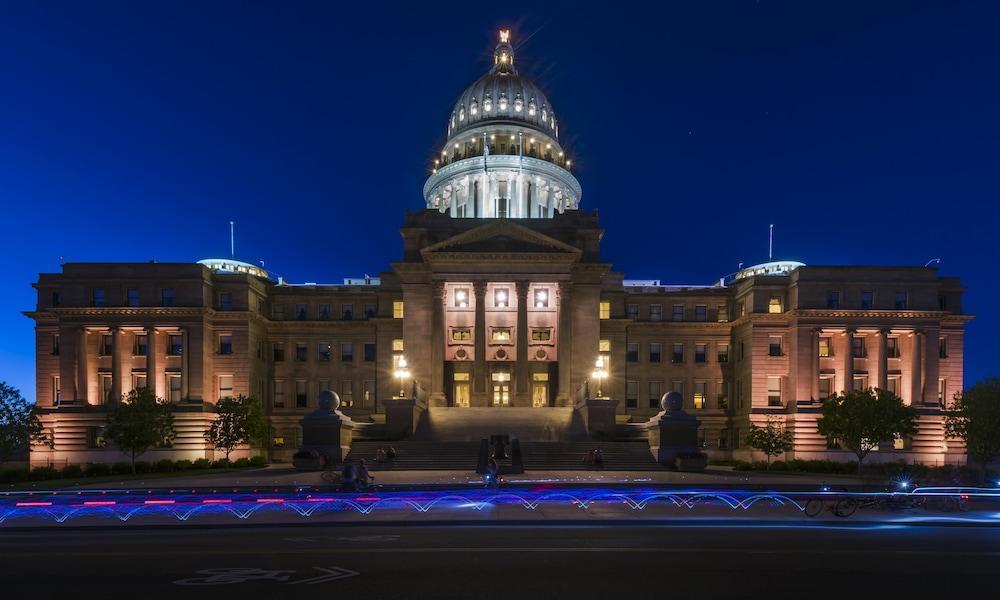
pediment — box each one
[421,220,582,256]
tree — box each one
[817,388,918,473]
[745,416,794,468]
[205,394,269,461]
[104,387,175,474]
[0,382,49,463]
[945,378,1000,484]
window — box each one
[860,290,874,309]
[938,378,947,407]
[359,342,374,362]
[101,374,113,404]
[853,376,868,391]
[938,294,947,311]
[363,302,377,319]
[718,382,729,409]
[341,304,354,320]
[694,305,707,322]
[888,376,901,397]
[452,328,472,342]
[671,343,684,364]
[132,374,147,391]
[495,288,509,308]
[218,375,233,400]
[393,301,404,318]
[491,328,512,342]
[51,334,60,356]
[168,374,182,402]
[168,334,183,355]
[626,303,639,320]
[939,337,948,358]
[851,336,866,358]
[672,380,684,397]
[363,380,376,409]
[53,375,61,405]
[826,290,840,309]
[99,334,113,356]
[739,301,746,317]
[694,382,707,409]
[768,297,782,313]
[295,380,307,408]
[341,380,354,407]
[887,337,900,358]
[392,338,404,352]
[318,341,332,361]
[219,292,233,311]
[819,376,834,399]
[695,343,707,364]
[134,334,148,356]
[318,379,330,393]
[672,305,684,321]
[255,339,263,360]
[649,304,662,321]
[318,303,331,320]
[52,291,61,307]
[454,288,470,308]
[341,342,353,362]
[534,288,549,308]
[649,343,662,363]
[271,342,285,362]
[626,380,638,409]
[296,303,307,320]
[127,288,140,307]
[92,288,105,307]
[717,343,729,363]
[819,337,832,357]
[768,336,782,357]
[736,379,744,409]
[894,291,908,310]
[767,376,782,407]
[295,342,307,362]
[599,301,611,320]
[530,328,551,342]
[273,380,285,408]
[626,342,639,363]
[218,334,233,355]
[717,305,729,323]
[648,381,662,409]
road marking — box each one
[173,566,359,586]
[288,566,359,585]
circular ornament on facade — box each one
[535,349,547,360]
[456,348,468,359]
[496,348,508,360]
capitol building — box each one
[26,31,971,468]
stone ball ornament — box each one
[662,391,683,412]
[317,390,341,411]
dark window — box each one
[168,334,182,356]
[894,291,908,310]
[318,304,331,320]
[860,290,873,309]
[717,344,729,363]
[52,334,60,356]
[99,334,113,356]
[626,304,639,320]
[341,342,354,362]
[295,342,307,362]
[649,343,661,363]
[938,294,947,310]
[939,337,948,359]
[92,288,105,307]
[672,305,684,321]
[318,342,332,361]
[127,288,140,307]
[219,292,233,311]
[826,290,840,309]
[851,337,866,358]
[364,343,376,362]
[341,304,353,320]
[626,381,638,409]
[671,343,684,364]
[134,334,148,356]
[161,288,174,306]
[768,337,782,357]
[272,342,285,362]
[887,337,899,358]
[694,305,707,322]
[626,342,639,363]
[296,304,307,320]
[219,335,233,355]
[695,344,707,363]
[51,291,61,307]
[363,303,377,319]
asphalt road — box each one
[4,522,999,599]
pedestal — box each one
[646,391,706,471]
[293,391,354,470]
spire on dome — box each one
[492,29,515,74]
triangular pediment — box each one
[421,220,582,256]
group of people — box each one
[374,446,397,463]
[340,459,374,491]
[583,448,604,467]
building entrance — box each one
[491,372,510,406]
[453,372,470,407]
[532,372,549,407]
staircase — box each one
[346,440,480,471]
[418,406,586,441]
[521,441,661,471]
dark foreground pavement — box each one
[4,522,999,599]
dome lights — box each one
[459,106,465,121]
[541,105,548,121]
[514,94,523,112]
[498,93,508,111]
[483,95,492,112]
[528,99,537,116]
[470,98,478,115]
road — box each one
[4,522,998,599]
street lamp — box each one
[394,356,411,398]
[592,357,608,399]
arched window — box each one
[513,94,523,112]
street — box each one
[3,522,998,599]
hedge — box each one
[1,455,270,484]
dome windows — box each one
[459,105,465,121]
[541,104,548,122]
[528,98,537,116]
[470,97,478,116]
[498,93,508,111]
[483,94,492,113]
[513,94,523,112]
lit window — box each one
[717,305,729,323]
[392,338,404,352]
[218,375,233,400]
[599,301,611,320]
[534,288,548,308]
[531,328,551,342]
[491,328,512,342]
[454,288,469,308]
[494,288,509,308]
[767,377,782,407]
[819,337,832,357]
[452,328,472,342]
[393,301,404,319]
[768,297,782,313]
[694,382,707,409]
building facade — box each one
[26,32,971,466]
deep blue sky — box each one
[2,1,998,400]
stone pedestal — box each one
[383,398,418,440]
[293,391,354,470]
[582,398,618,439]
[646,391,705,470]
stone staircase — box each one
[346,440,480,471]
[521,441,660,471]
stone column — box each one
[77,327,89,404]
[923,331,940,406]
[843,328,855,392]
[429,282,446,406]
[473,281,488,405]
[546,186,555,218]
[810,328,821,400]
[878,329,889,392]
[515,280,530,405]
[449,182,458,217]
[146,325,159,398]
[181,327,190,401]
[556,282,573,405]
[911,330,923,405]
[528,181,536,218]
[110,327,123,403]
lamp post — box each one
[394,356,411,398]
[592,357,608,399]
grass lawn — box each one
[2,468,246,492]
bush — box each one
[192,458,211,470]
[86,463,112,477]
[770,460,788,471]
[174,459,193,471]
[133,461,153,474]
[111,462,132,475]
[1,468,29,483]
[211,458,230,469]
[248,455,268,468]
[232,457,251,468]
[60,464,84,478]
[155,459,176,472]
[732,460,753,471]
[29,466,59,480]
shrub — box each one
[248,455,268,468]
[86,463,112,477]
[232,457,251,468]
[174,459,193,471]
[60,464,84,478]
[112,462,132,475]
[770,460,788,471]
[211,458,230,469]
[192,458,211,470]
[155,459,176,472]
[29,466,59,480]
[133,461,153,474]
[732,460,753,471]
[1,468,30,483]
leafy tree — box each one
[0,381,49,463]
[104,387,175,474]
[817,388,918,473]
[745,416,794,468]
[945,378,1000,484]
[205,395,269,461]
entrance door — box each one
[491,372,510,406]
[453,373,470,408]
[532,372,549,407]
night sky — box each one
[2,1,997,401]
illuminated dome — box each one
[197,258,269,279]
[424,30,580,218]
[724,261,805,285]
